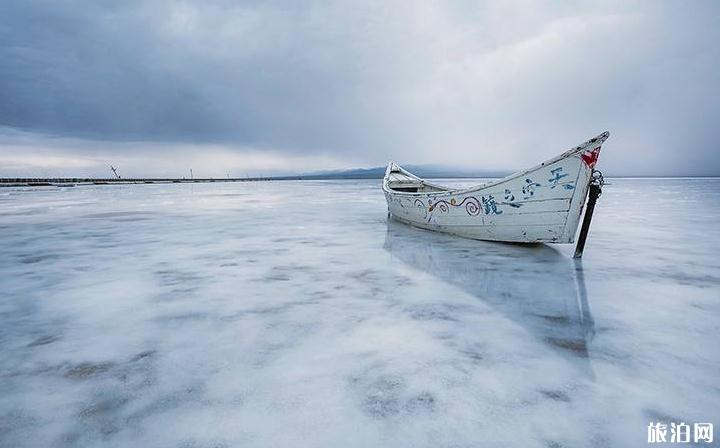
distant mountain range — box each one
[297,164,511,180]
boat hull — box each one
[382,133,608,243]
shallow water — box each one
[1,179,718,448]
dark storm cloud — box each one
[0,0,385,150]
[1,0,719,175]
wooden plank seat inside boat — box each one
[385,168,448,193]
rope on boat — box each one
[590,169,604,197]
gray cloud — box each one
[1,0,719,175]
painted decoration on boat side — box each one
[581,147,601,168]
[415,168,577,220]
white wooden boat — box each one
[383,132,609,243]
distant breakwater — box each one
[0,177,303,187]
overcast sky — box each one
[1,0,719,177]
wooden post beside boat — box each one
[573,170,604,259]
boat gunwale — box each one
[382,131,609,197]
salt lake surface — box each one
[1,179,718,448]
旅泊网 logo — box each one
[647,422,713,444]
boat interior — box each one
[385,168,449,193]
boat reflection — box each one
[384,220,595,359]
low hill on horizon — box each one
[297,164,511,180]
